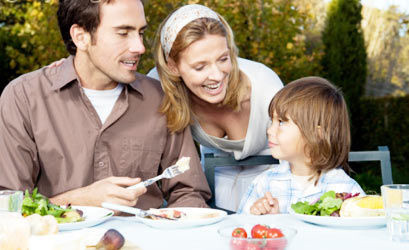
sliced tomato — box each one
[251,224,269,238]
[232,227,248,238]
[265,228,284,238]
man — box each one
[0,0,211,209]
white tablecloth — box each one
[90,214,408,250]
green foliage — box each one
[0,0,322,86]
[0,0,67,87]
[351,95,409,191]
[141,0,322,82]
[321,0,367,108]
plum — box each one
[95,229,125,250]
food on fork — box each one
[339,195,384,217]
[175,156,190,173]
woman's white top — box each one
[148,58,284,211]
[82,84,124,124]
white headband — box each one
[160,4,221,60]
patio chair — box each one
[203,145,393,212]
[348,145,393,185]
[203,153,279,213]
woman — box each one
[148,4,284,211]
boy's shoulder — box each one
[254,162,291,181]
[322,168,356,183]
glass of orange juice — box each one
[381,184,409,242]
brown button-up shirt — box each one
[0,56,211,209]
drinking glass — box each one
[0,190,24,213]
[381,184,409,242]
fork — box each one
[101,202,175,220]
[127,162,185,190]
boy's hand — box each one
[250,192,279,215]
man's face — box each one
[86,0,147,86]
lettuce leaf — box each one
[291,191,343,216]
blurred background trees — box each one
[1,0,408,191]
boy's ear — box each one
[167,58,180,76]
[70,24,91,52]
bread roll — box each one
[340,195,384,217]
[25,214,59,235]
[0,213,30,250]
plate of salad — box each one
[289,191,386,228]
[22,189,114,231]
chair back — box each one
[348,146,393,185]
[203,146,393,212]
[203,153,279,213]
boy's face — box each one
[267,112,307,165]
[83,0,147,85]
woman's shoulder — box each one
[238,58,283,87]
[238,58,273,73]
[146,67,160,80]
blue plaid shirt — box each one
[237,162,365,214]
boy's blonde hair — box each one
[153,11,248,133]
[269,77,352,178]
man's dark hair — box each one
[57,0,110,55]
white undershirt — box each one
[82,84,124,124]
[292,174,315,191]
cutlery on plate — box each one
[127,157,190,190]
[101,202,175,220]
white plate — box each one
[58,206,113,231]
[133,207,227,229]
[289,208,386,228]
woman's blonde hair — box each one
[153,10,247,133]
[268,77,352,179]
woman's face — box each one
[172,34,232,105]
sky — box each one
[324,0,409,14]
[361,0,409,14]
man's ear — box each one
[70,24,91,52]
[167,58,180,76]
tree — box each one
[0,0,67,90]
[362,6,409,96]
[321,0,367,108]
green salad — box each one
[22,188,83,223]
[291,191,343,216]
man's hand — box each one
[250,192,280,215]
[50,177,146,208]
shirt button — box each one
[98,162,104,167]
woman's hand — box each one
[47,58,66,68]
[250,192,279,215]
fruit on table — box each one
[95,229,125,250]
[340,195,385,217]
[232,227,248,238]
[230,225,286,250]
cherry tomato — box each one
[265,228,284,238]
[230,238,248,250]
[245,242,262,250]
[265,238,287,250]
[232,227,248,238]
[251,224,269,238]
